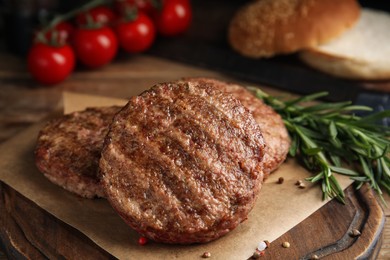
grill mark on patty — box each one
[158,128,257,223]
[104,144,191,230]
[110,118,226,223]
[106,85,260,229]
[113,122,243,226]
[156,83,265,157]
[175,96,263,173]
[183,78,291,177]
[110,136,217,230]
[126,85,261,196]
[165,121,241,194]
[125,85,261,186]
[167,112,256,193]
[157,83,264,170]
[112,106,214,220]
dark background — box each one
[1,0,390,103]
[1,0,389,56]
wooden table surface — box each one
[0,51,389,259]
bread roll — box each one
[300,8,390,80]
[228,0,360,58]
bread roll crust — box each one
[229,0,360,58]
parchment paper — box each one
[0,91,353,259]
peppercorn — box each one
[298,183,306,189]
[138,236,148,246]
[202,251,211,258]
[350,229,361,237]
[277,177,284,184]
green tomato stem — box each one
[41,0,109,34]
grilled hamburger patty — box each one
[100,82,266,244]
[35,106,121,198]
[184,78,290,177]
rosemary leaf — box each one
[251,88,390,203]
[299,101,352,113]
[329,154,341,167]
[329,121,338,139]
[285,92,328,106]
[358,110,390,123]
[330,166,359,176]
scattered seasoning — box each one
[277,177,284,184]
[202,252,211,258]
[298,183,306,189]
[350,229,361,237]
[310,254,319,260]
[282,241,290,248]
[257,241,267,251]
[295,180,303,186]
[252,240,269,258]
[138,236,148,246]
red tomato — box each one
[153,0,191,36]
[27,43,75,85]
[76,6,116,26]
[73,26,118,68]
[115,13,155,53]
[115,0,155,16]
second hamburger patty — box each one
[100,82,266,244]
[35,106,121,198]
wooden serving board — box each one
[0,181,384,259]
[0,52,387,259]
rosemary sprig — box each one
[249,88,390,203]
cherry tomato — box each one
[153,0,191,36]
[27,43,75,85]
[115,0,155,16]
[73,26,118,68]
[115,12,155,53]
[76,6,116,26]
